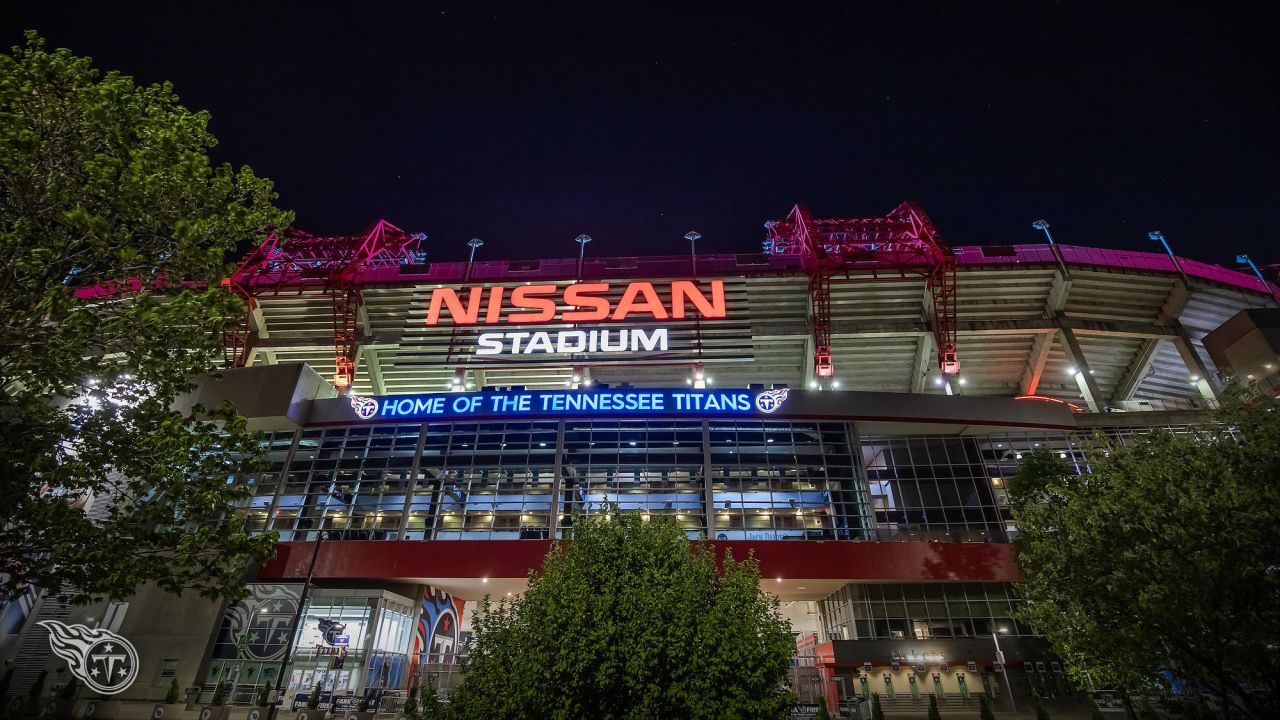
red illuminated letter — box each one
[510,284,559,322]
[671,280,726,319]
[426,287,484,325]
[612,282,669,321]
[563,283,611,321]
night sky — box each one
[5,2,1277,266]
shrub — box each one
[872,692,885,720]
[306,682,323,711]
[165,678,181,704]
[257,685,271,707]
[1090,698,1107,720]
[928,693,942,720]
[815,696,831,720]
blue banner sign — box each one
[347,388,791,421]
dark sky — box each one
[5,2,1278,266]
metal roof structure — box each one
[239,240,1275,411]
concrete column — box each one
[702,421,715,538]
[1171,324,1219,404]
[548,420,566,538]
[1058,327,1105,412]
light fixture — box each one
[809,380,819,389]
[832,379,841,389]
[934,377,944,387]
[958,377,967,385]
[482,577,489,583]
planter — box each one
[153,703,185,720]
[295,710,323,720]
[344,712,375,720]
[198,705,232,720]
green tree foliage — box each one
[306,682,322,711]
[402,678,418,720]
[165,678,181,704]
[1008,392,1280,717]
[1089,698,1106,720]
[815,696,831,720]
[0,32,291,603]
[447,510,796,719]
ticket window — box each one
[957,673,969,698]
[883,674,895,699]
[908,674,919,699]
[932,673,944,698]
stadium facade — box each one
[3,204,1279,717]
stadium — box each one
[5,202,1278,716]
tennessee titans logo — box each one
[754,388,790,414]
[313,617,348,645]
[39,621,139,695]
[349,396,378,419]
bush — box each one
[1032,693,1051,720]
[980,693,995,720]
[402,680,418,720]
[815,696,831,720]
[210,681,226,706]
[928,693,942,720]
[306,682,323,711]
[165,678,181,704]
[257,685,271,707]
[871,693,885,720]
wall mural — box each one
[213,584,303,661]
[412,587,465,669]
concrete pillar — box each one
[1059,327,1104,412]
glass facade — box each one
[818,582,1029,642]
[236,418,895,542]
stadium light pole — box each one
[1032,219,1069,278]
[992,626,1016,713]
[267,521,328,720]
[465,238,484,281]
[575,234,592,278]
[1148,230,1189,286]
[684,231,701,275]
[1236,254,1275,298]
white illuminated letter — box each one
[632,328,667,352]
[476,333,505,355]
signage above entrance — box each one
[346,387,785,422]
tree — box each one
[927,693,942,720]
[871,693,884,720]
[1008,392,1280,718]
[447,510,796,719]
[0,32,291,603]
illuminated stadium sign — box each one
[424,281,727,358]
[348,387,788,421]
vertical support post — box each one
[396,423,429,541]
[548,420,566,538]
[702,421,715,538]
[1171,325,1219,405]
[1059,326,1104,412]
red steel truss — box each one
[765,202,959,380]
[222,220,420,391]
